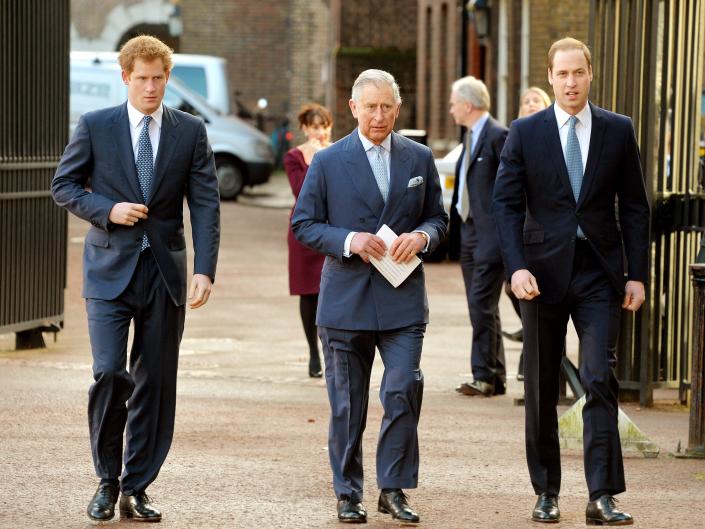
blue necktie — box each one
[371,145,389,202]
[566,115,585,238]
[136,115,153,250]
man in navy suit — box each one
[52,36,220,522]
[493,38,649,525]
[292,69,448,524]
[449,76,508,397]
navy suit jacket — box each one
[449,116,508,263]
[493,103,650,304]
[291,130,448,331]
[52,103,220,306]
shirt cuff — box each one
[343,231,357,257]
[413,230,431,253]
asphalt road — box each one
[1,175,704,528]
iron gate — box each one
[589,0,705,405]
[0,0,70,341]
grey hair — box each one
[451,76,490,111]
[351,69,402,103]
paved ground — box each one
[1,174,704,528]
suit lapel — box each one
[149,106,181,204]
[379,132,412,226]
[467,117,490,170]
[343,130,385,216]
[577,103,605,208]
[542,106,576,206]
[110,104,143,202]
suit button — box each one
[571,237,576,242]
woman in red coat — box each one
[284,103,333,377]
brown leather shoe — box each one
[337,496,367,523]
[532,493,560,523]
[456,380,494,396]
[87,483,119,521]
[586,495,633,525]
[119,491,162,522]
[377,489,420,523]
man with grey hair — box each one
[292,69,447,524]
[449,76,509,397]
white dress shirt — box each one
[554,102,591,174]
[126,101,163,164]
[455,111,489,217]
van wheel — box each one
[216,158,245,199]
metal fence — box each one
[589,0,705,405]
[0,0,70,340]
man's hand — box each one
[350,232,387,263]
[511,269,540,300]
[390,232,426,263]
[622,280,645,312]
[189,273,213,309]
[109,203,148,226]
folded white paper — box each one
[369,224,421,288]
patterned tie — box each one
[371,144,389,202]
[459,129,473,221]
[566,115,585,238]
[136,115,153,250]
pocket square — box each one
[408,176,424,188]
[477,157,484,162]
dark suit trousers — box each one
[319,325,425,502]
[85,249,185,495]
[460,219,506,391]
[521,239,625,498]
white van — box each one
[70,52,274,199]
[71,51,231,116]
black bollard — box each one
[686,264,705,458]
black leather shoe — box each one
[337,497,367,523]
[456,380,494,396]
[586,495,633,525]
[87,483,119,521]
[377,489,420,523]
[502,328,524,342]
[532,493,560,523]
[119,491,162,522]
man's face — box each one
[548,49,592,115]
[349,83,400,144]
[448,90,472,127]
[122,57,170,115]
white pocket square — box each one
[408,176,424,188]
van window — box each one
[171,65,208,99]
[163,86,204,120]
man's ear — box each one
[348,98,358,118]
[122,70,129,85]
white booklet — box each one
[369,224,422,288]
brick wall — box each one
[332,0,418,140]
[528,0,590,92]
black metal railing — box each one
[0,0,70,345]
[590,0,705,405]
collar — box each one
[554,102,591,129]
[357,128,392,153]
[127,101,164,130]
[470,112,490,137]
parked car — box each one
[70,52,274,199]
[434,143,462,213]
